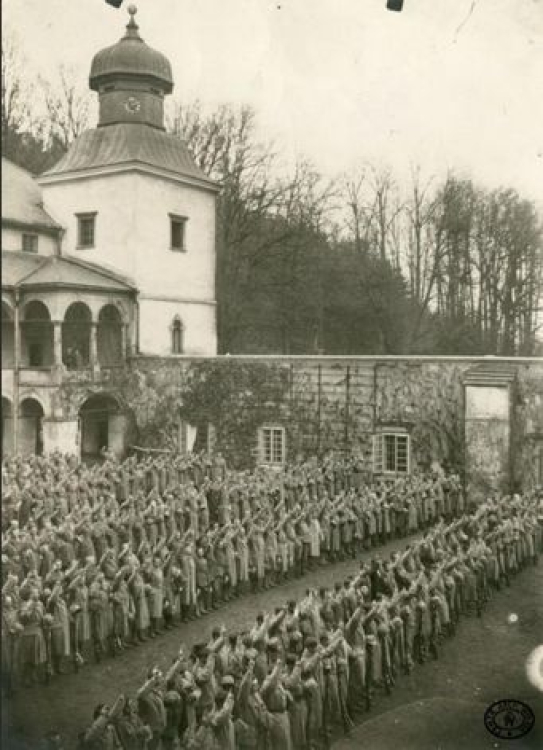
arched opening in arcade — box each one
[63,302,92,369]
[97,304,123,366]
[2,397,14,457]
[79,393,126,461]
[2,302,15,368]
[19,397,44,455]
[20,301,54,367]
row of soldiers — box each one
[76,490,542,750]
[2,451,463,691]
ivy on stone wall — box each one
[179,360,291,468]
[56,359,470,473]
[375,363,465,472]
[98,366,188,451]
[55,358,541,484]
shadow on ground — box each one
[335,695,543,750]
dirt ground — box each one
[3,539,542,750]
[335,561,543,750]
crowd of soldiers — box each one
[73,488,541,750]
[2,451,464,696]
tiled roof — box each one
[41,124,219,189]
[2,158,62,231]
[463,361,519,386]
[2,251,135,292]
[1,251,45,288]
[90,24,173,92]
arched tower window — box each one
[171,316,184,354]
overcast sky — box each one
[4,0,543,202]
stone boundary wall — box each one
[112,356,542,491]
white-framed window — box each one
[259,425,286,466]
[373,431,410,474]
[76,212,97,248]
[22,233,38,253]
[169,214,187,252]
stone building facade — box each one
[2,7,217,458]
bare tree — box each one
[1,32,32,155]
[167,101,336,353]
[41,65,93,149]
[401,167,447,349]
[341,165,403,263]
[342,170,369,256]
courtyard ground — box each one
[3,539,542,750]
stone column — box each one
[90,322,98,366]
[121,323,128,360]
[13,294,21,454]
[53,322,63,366]
[90,322,100,379]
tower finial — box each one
[124,4,141,40]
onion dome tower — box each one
[41,4,216,186]
[89,5,173,130]
[38,4,219,358]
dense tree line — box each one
[3,37,542,355]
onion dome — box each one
[89,5,173,94]
[40,4,218,190]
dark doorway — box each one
[79,393,121,461]
[19,398,44,455]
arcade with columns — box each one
[2,278,136,458]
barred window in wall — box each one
[22,233,38,253]
[259,426,286,465]
[170,215,187,252]
[373,433,410,474]
[77,213,96,248]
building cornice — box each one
[12,282,134,294]
[37,160,221,194]
[139,293,216,306]
[128,354,543,364]
[2,218,62,237]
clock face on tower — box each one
[124,96,141,114]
